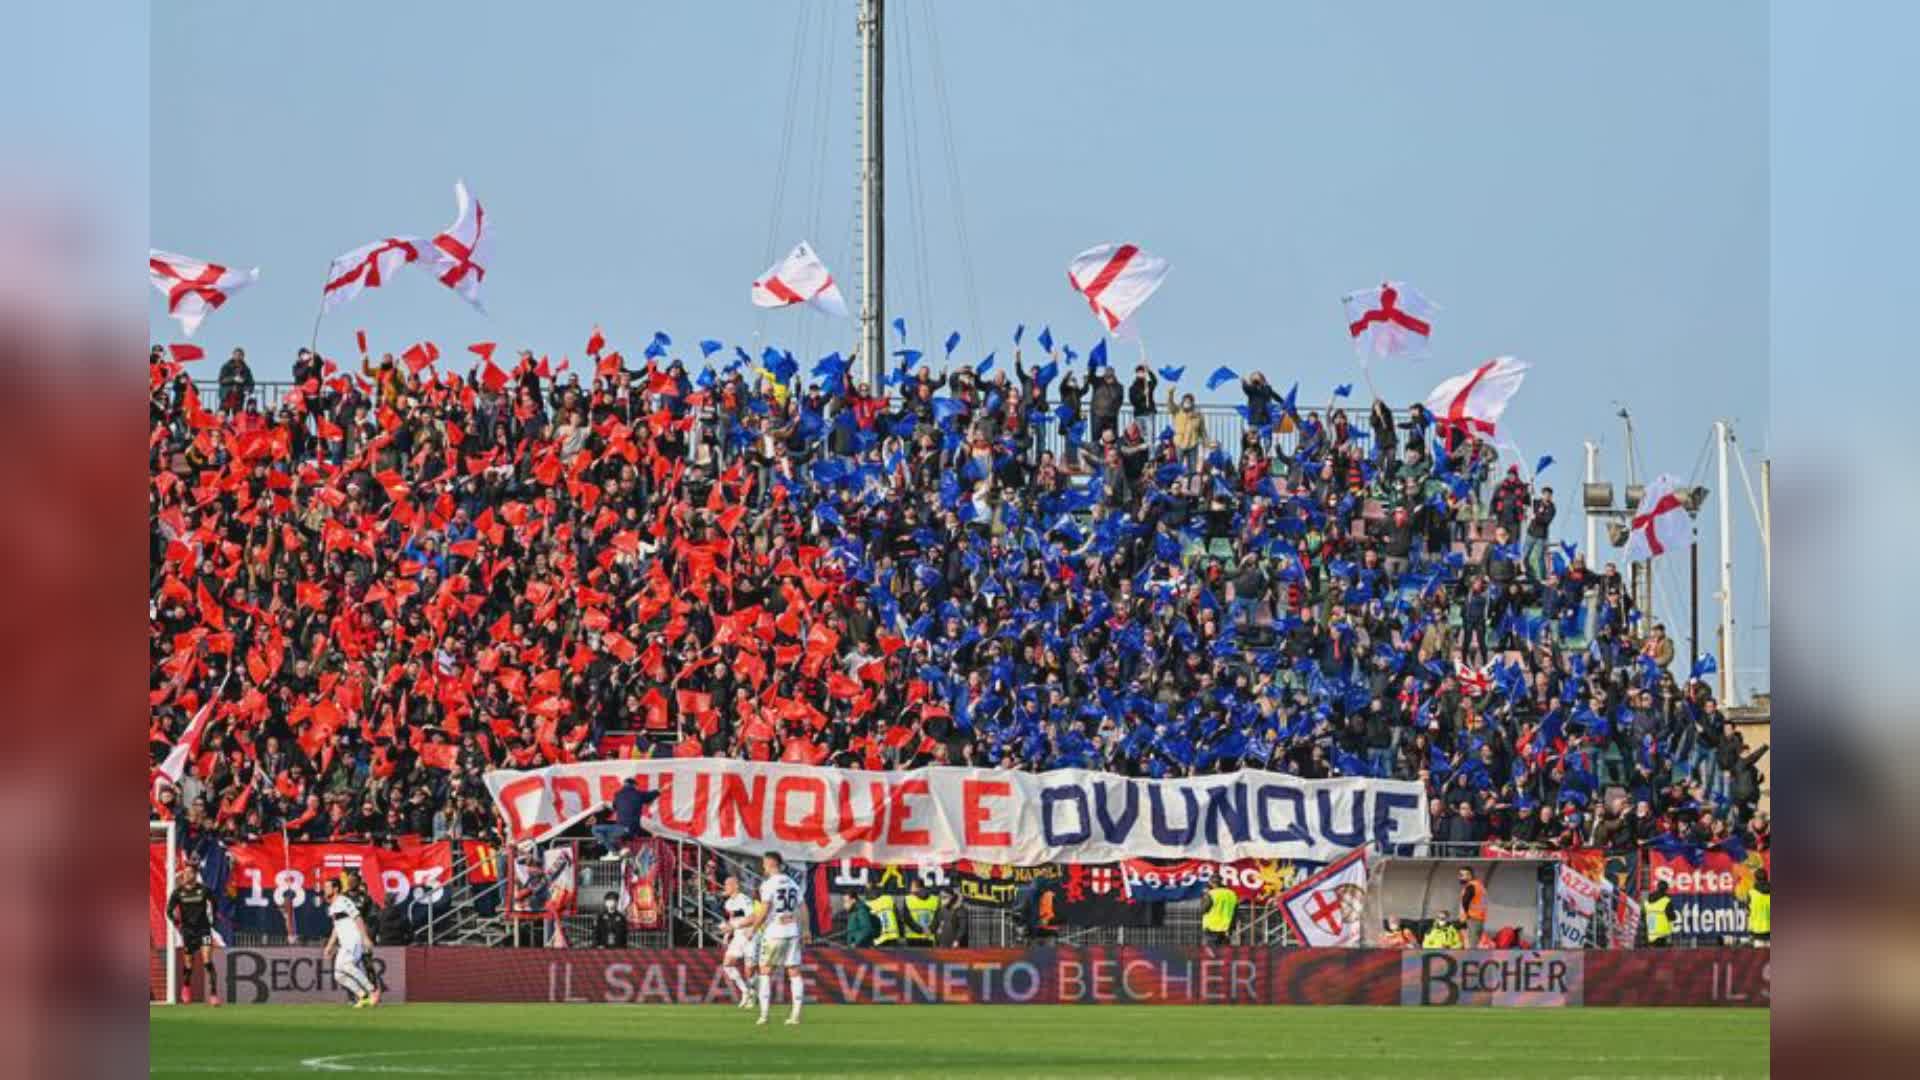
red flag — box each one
[402,341,440,373]
[168,343,204,363]
[586,326,606,355]
[480,360,509,393]
[468,341,497,362]
[355,329,369,355]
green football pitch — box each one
[151,1002,1768,1077]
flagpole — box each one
[308,261,331,356]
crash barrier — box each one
[226,945,1759,1007]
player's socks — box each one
[726,967,751,1003]
[788,975,804,1021]
[755,974,771,1021]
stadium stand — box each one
[148,342,1769,863]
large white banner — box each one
[485,760,1428,866]
[1553,864,1606,948]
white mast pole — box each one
[1583,440,1599,563]
[1760,458,1771,603]
[1715,419,1736,705]
[857,0,886,389]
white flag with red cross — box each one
[1624,474,1689,561]
[751,241,849,317]
[1423,356,1529,449]
[149,250,259,337]
[1343,280,1439,363]
[1067,242,1169,333]
[321,237,424,314]
[1279,847,1370,947]
[420,180,490,311]
[150,674,229,797]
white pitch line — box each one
[300,1045,567,1074]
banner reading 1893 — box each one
[484,760,1428,865]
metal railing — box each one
[180,378,1395,460]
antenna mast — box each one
[856,0,886,388]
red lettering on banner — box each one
[772,776,829,846]
[552,776,591,824]
[887,780,932,848]
[962,779,1012,848]
[596,775,625,808]
[835,780,889,843]
[495,775,549,838]
[715,773,767,841]
[657,772,711,835]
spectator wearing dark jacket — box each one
[591,892,630,948]
[1128,366,1159,433]
[592,778,659,860]
[217,348,255,415]
[1089,369,1124,444]
[1524,486,1556,579]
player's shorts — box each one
[757,935,802,968]
[723,934,755,963]
[179,930,209,953]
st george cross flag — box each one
[149,251,259,337]
[151,674,229,796]
[1456,660,1493,697]
[1343,280,1439,363]
[321,237,422,314]
[752,241,849,317]
[1067,242,1169,332]
[1278,847,1370,947]
[1624,474,1689,561]
[419,180,490,311]
[1423,356,1529,448]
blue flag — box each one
[1206,366,1238,391]
[1012,323,1024,345]
[1037,326,1054,354]
[1158,365,1184,383]
[944,331,961,357]
[698,339,724,359]
[976,353,996,375]
[892,317,907,341]
[1536,454,1555,475]
[1333,383,1353,398]
[1088,339,1108,370]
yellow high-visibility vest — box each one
[1201,886,1239,933]
[903,894,940,943]
[1747,889,1770,934]
[1644,895,1674,942]
[867,896,901,944]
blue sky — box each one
[150,0,1772,694]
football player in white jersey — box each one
[743,852,807,1026]
[718,875,757,1007]
[322,876,380,1008]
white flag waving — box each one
[1423,356,1529,448]
[1343,280,1439,363]
[321,237,423,314]
[420,180,490,311]
[1279,848,1370,947]
[751,241,849,317]
[1624,473,1689,561]
[1067,242,1168,332]
[149,250,259,337]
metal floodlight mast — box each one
[856,0,886,389]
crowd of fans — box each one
[149,335,1769,865]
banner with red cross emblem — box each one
[1279,847,1370,947]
